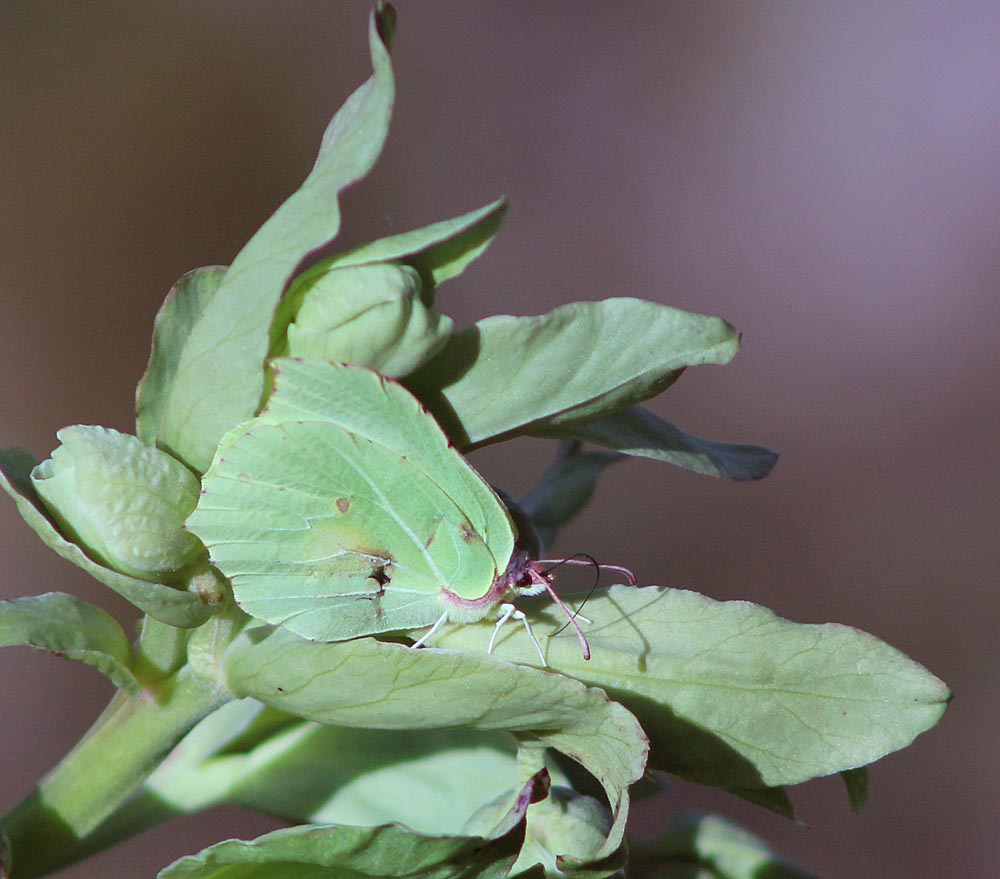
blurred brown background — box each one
[1,2,995,876]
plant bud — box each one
[31,425,203,582]
[283,262,452,377]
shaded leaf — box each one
[519,443,623,548]
[0,448,210,628]
[630,813,815,879]
[539,405,777,481]
[88,710,566,859]
[148,712,525,832]
[432,586,950,792]
[222,628,647,861]
[841,766,869,814]
[136,267,227,447]
[408,299,740,449]
[0,592,139,693]
[149,6,396,472]
[725,785,794,820]
[511,786,625,879]
[157,770,544,879]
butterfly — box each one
[187,358,634,662]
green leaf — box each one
[0,448,211,628]
[630,813,815,879]
[157,770,544,879]
[511,786,622,879]
[136,267,227,448]
[87,707,562,856]
[432,585,950,792]
[31,426,205,582]
[287,197,508,305]
[538,405,778,482]
[149,711,526,832]
[0,592,139,693]
[276,263,453,377]
[519,443,623,548]
[222,628,647,861]
[407,299,740,449]
[149,6,396,472]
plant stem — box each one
[1,665,230,879]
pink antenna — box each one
[523,555,639,661]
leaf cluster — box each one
[0,5,948,879]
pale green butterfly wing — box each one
[186,360,517,641]
[258,358,515,561]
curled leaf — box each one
[287,197,508,306]
[277,263,452,376]
[0,447,210,627]
[31,426,203,582]
[150,4,397,472]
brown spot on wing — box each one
[369,563,391,590]
[336,497,350,514]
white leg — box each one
[517,609,547,666]
[411,611,449,649]
[490,602,547,666]
[488,603,517,654]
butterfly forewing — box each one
[261,359,515,562]
[187,360,518,641]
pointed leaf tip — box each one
[374,2,396,49]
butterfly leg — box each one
[489,602,547,666]
[487,603,517,654]
[410,610,449,649]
